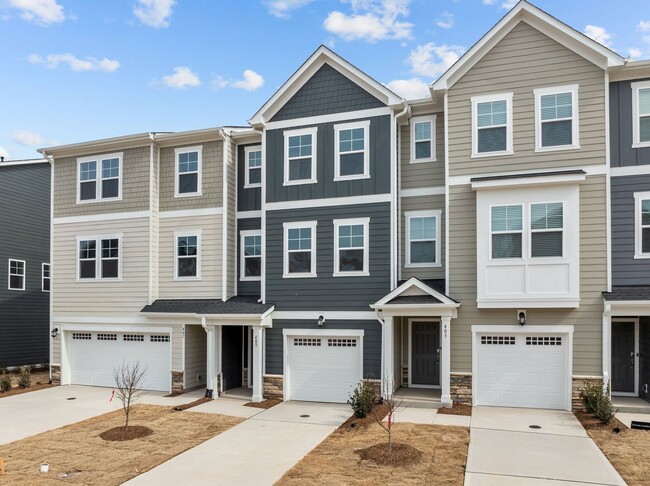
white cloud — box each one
[638,20,650,32]
[436,11,453,29]
[482,0,496,4]
[10,130,44,146]
[161,66,201,89]
[28,53,120,72]
[501,0,517,9]
[406,43,465,78]
[133,0,175,28]
[264,0,313,18]
[0,146,9,159]
[6,0,64,24]
[628,48,643,60]
[231,69,265,91]
[584,25,613,47]
[323,0,413,43]
[386,78,429,100]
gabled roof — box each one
[373,277,459,307]
[431,0,624,92]
[249,45,404,127]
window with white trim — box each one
[240,230,262,281]
[175,146,202,197]
[175,233,200,279]
[406,210,440,267]
[530,202,563,258]
[8,259,25,290]
[244,146,262,188]
[491,205,522,259]
[283,221,317,278]
[284,127,317,185]
[78,236,121,280]
[334,218,369,276]
[42,263,50,292]
[410,115,436,162]
[334,121,369,180]
[635,192,650,258]
[472,93,513,157]
[534,85,579,151]
[632,80,650,148]
[77,153,122,202]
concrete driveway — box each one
[465,407,625,485]
[125,401,351,486]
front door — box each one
[411,322,439,387]
[612,322,635,393]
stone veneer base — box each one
[263,375,283,399]
[171,370,184,395]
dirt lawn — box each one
[277,416,469,485]
[0,404,243,485]
[1,369,52,398]
[575,411,650,486]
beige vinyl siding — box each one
[448,175,607,376]
[447,21,606,177]
[52,217,150,316]
[54,146,151,218]
[150,147,160,301]
[183,324,207,388]
[171,323,184,371]
[159,141,223,211]
[226,138,237,298]
[52,334,61,365]
[400,194,445,280]
[158,214,223,299]
[400,115,445,190]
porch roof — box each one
[603,286,650,302]
[371,277,459,317]
[141,296,274,316]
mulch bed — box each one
[437,403,472,416]
[356,442,423,467]
[340,403,391,430]
[0,383,53,398]
[172,397,212,411]
[99,425,154,441]
[244,398,282,409]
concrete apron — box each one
[465,407,626,486]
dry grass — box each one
[244,398,282,409]
[437,403,472,416]
[278,419,469,485]
[575,411,650,486]
[0,404,243,485]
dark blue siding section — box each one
[265,319,381,378]
[610,80,650,167]
[237,143,262,212]
[265,202,391,311]
[266,115,391,203]
[611,174,650,286]
[237,218,261,296]
[0,162,50,366]
[271,63,384,122]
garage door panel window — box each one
[328,338,357,347]
[526,336,562,345]
[481,336,516,345]
[334,218,369,276]
[284,221,317,278]
[530,202,563,258]
[176,233,200,279]
[294,338,321,346]
[78,236,121,280]
[72,332,91,340]
[150,335,170,342]
[491,205,522,259]
[124,334,144,342]
[97,333,117,341]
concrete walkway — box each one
[465,407,625,485]
[125,401,350,486]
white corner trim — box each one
[236,210,262,219]
[53,210,151,225]
[159,207,223,219]
[266,193,391,211]
[400,186,445,198]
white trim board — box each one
[160,207,223,219]
[53,210,150,225]
[611,165,650,177]
[236,210,262,219]
[266,107,392,131]
[448,164,607,186]
[271,311,378,320]
[266,193,391,211]
[400,186,445,198]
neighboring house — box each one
[0,158,51,367]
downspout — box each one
[393,101,410,288]
[252,122,267,304]
[39,150,55,384]
[201,316,214,398]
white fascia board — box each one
[374,306,458,318]
[470,173,586,190]
[40,133,154,158]
[0,158,48,167]
[477,299,580,309]
[451,164,606,186]
[373,276,458,306]
[282,328,364,337]
[271,310,377,320]
[471,324,574,334]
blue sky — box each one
[1,0,649,160]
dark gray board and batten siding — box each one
[610,80,650,167]
[237,217,261,296]
[237,143,261,213]
[0,162,51,366]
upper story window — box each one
[175,146,202,197]
[406,210,440,267]
[175,232,200,279]
[530,202,563,258]
[77,153,122,203]
[635,191,650,258]
[78,236,121,280]
[42,263,50,292]
[283,221,317,278]
[334,121,370,180]
[8,259,25,290]
[491,205,523,259]
[244,146,262,188]
[410,115,436,163]
[534,85,579,151]
[240,230,262,281]
[471,93,513,157]
[632,81,650,148]
[334,218,369,277]
[284,127,317,186]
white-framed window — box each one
[534,85,579,151]
[244,146,262,188]
[471,93,513,157]
[334,120,370,180]
[77,152,123,203]
[405,210,440,267]
[284,127,317,186]
[530,202,564,258]
[175,232,201,279]
[334,217,369,277]
[8,259,25,290]
[632,80,650,148]
[410,115,436,163]
[42,263,50,292]
[77,235,122,280]
[240,230,262,281]
[490,205,523,259]
[175,146,202,197]
[635,191,650,258]
[283,221,317,278]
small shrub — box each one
[348,379,377,418]
[580,381,603,413]
[18,366,31,388]
[0,371,11,392]
[594,382,617,425]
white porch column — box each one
[252,325,264,402]
[602,306,612,388]
[441,315,452,406]
[381,315,394,397]
[205,326,215,397]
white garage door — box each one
[68,331,171,392]
[475,333,568,410]
[287,335,362,403]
